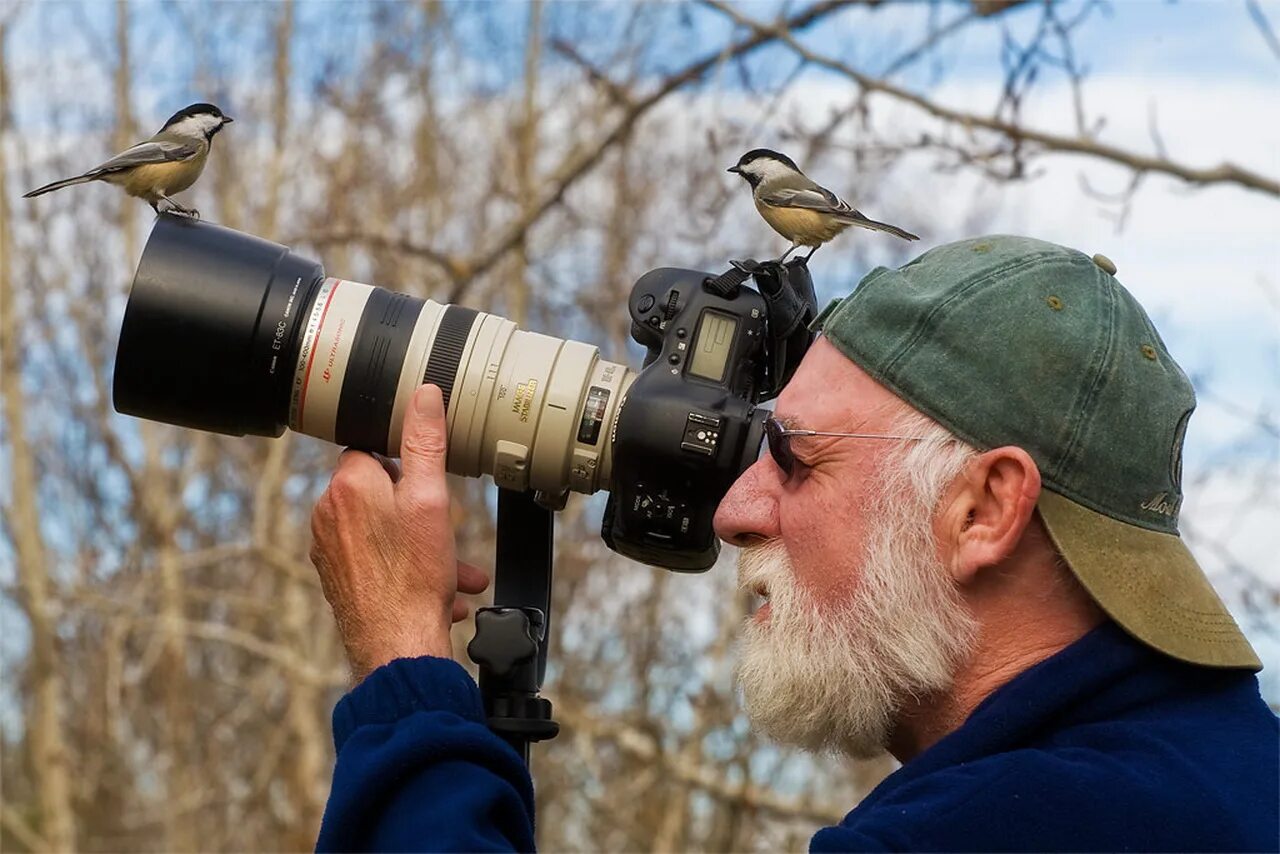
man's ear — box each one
[937,446,1041,586]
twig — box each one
[304,230,469,285]
[0,806,46,854]
[550,39,636,109]
[878,3,1028,80]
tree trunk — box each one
[511,0,542,327]
[0,19,77,853]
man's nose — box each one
[713,458,781,547]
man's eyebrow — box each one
[777,414,805,431]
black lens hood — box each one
[113,214,325,437]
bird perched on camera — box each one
[23,102,233,218]
[728,148,918,262]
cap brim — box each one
[1038,490,1261,671]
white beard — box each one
[734,468,977,758]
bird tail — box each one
[839,210,920,241]
[23,172,100,199]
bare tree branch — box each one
[705,0,1280,198]
[0,805,46,853]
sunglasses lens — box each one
[765,418,793,477]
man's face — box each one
[716,337,915,599]
[713,337,976,757]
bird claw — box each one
[156,198,200,219]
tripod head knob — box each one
[468,607,544,677]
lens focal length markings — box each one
[290,277,341,433]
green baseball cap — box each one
[815,235,1260,671]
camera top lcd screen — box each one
[688,310,738,383]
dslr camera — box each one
[114,216,817,570]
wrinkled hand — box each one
[309,384,490,682]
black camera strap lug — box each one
[702,258,760,296]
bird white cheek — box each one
[170,115,223,137]
[743,160,800,183]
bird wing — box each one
[758,185,855,216]
[90,139,199,176]
[758,179,920,241]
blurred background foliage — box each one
[1,1,1277,850]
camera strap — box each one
[704,259,818,400]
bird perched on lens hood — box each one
[24,102,233,219]
[728,148,919,262]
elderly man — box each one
[309,236,1278,852]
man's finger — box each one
[398,385,449,497]
[457,560,491,595]
[329,449,395,505]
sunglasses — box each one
[762,416,938,480]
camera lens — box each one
[115,216,633,495]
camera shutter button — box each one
[638,294,656,313]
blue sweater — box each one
[316,621,1279,852]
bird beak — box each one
[222,116,234,124]
[727,165,741,174]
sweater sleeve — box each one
[316,656,536,853]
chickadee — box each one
[728,148,919,262]
[24,102,233,218]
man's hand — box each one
[310,384,489,682]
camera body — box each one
[602,269,770,570]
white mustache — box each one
[737,539,790,594]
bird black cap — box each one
[732,148,801,172]
[161,102,228,130]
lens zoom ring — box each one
[424,306,479,411]
[334,290,424,454]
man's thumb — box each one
[399,384,448,485]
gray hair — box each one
[889,409,981,516]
